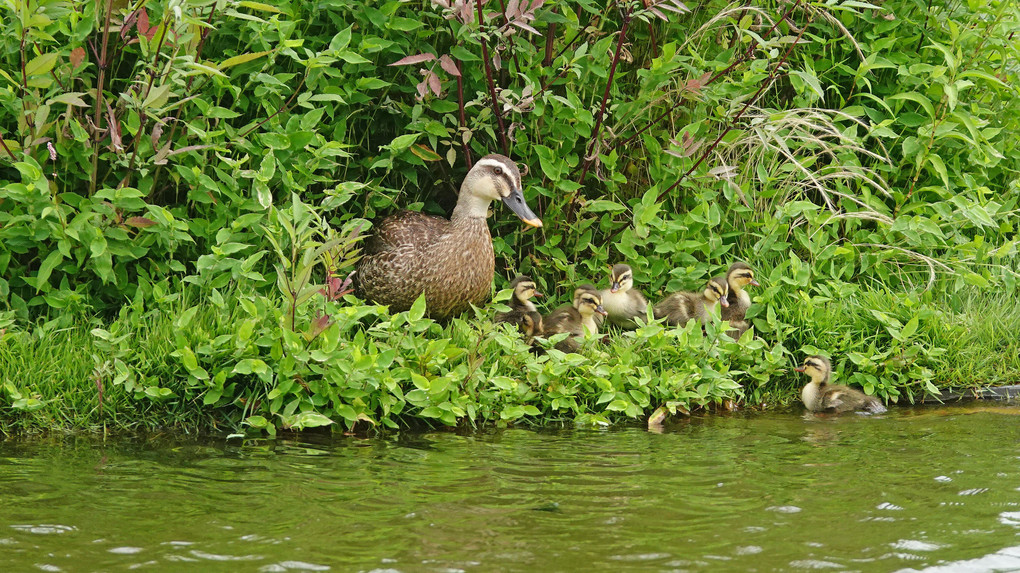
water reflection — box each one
[0,404,1018,571]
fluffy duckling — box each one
[355,154,542,320]
[653,276,729,327]
[543,285,607,353]
[795,355,887,414]
[599,264,649,329]
[495,275,544,340]
[721,262,760,339]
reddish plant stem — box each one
[127,9,176,179]
[238,75,307,140]
[0,129,17,160]
[475,0,509,154]
[655,0,809,204]
[455,59,473,167]
[612,0,799,155]
[577,6,632,186]
[544,20,556,67]
[90,0,116,196]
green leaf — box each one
[218,50,272,70]
[25,53,58,77]
[337,50,371,65]
[887,92,935,118]
[925,154,949,188]
[900,316,919,340]
[245,415,269,428]
[238,1,282,13]
[284,412,335,429]
[408,292,427,321]
[34,250,63,290]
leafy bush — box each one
[1,0,1019,433]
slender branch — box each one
[544,19,556,67]
[238,74,307,140]
[0,129,17,161]
[578,5,632,186]
[656,0,809,204]
[90,0,116,196]
[475,0,509,154]
[612,0,799,155]
[455,59,473,167]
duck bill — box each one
[719,298,730,308]
[750,279,761,287]
[533,292,544,298]
[596,305,608,316]
[794,366,806,373]
[610,282,620,293]
[501,188,542,228]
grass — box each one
[1,282,1018,436]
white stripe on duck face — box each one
[474,158,521,193]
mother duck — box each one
[354,154,542,320]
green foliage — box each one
[1,0,1019,433]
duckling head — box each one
[519,313,541,338]
[574,285,608,317]
[705,276,730,307]
[727,262,760,291]
[794,355,832,384]
[510,275,543,305]
[460,154,542,228]
[609,264,634,294]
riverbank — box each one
[2,284,1017,436]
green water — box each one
[3,404,1020,572]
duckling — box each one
[653,276,729,327]
[599,263,649,329]
[542,285,608,353]
[721,262,760,339]
[795,355,887,414]
[494,275,544,340]
[354,154,542,320]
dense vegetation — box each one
[1,0,1018,434]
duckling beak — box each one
[750,279,760,287]
[794,365,806,373]
[610,282,620,293]
[719,297,730,308]
[502,188,542,228]
[596,304,608,316]
[534,291,544,298]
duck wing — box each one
[363,210,449,255]
[543,305,581,336]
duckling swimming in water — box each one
[721,262,760,339]
[543,285,607,353]
[795,355,887,414]
[653,276,729,327]
[495,275,544,340]
[599,263,649,329]
[354,154,542,320]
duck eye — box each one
[494,167,503,175]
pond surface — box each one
[2,403,1020,572]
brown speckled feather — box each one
[356,213,493,319]
[653,292,704,326]
[543,305,585,353]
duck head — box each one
[510,275,543,305]
[461,154,542,227]
[574,285,607,317]
[726,262,760,291]
[705,276,730,307]
[609,264,634,294]
[794,355,832,384]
